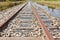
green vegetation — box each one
[0,0,26,1]
[45,0,60,1]
[36,1,60,9]
[33,0,60,1]
[0,0,26,11]
[32,0,60,9]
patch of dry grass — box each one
[0,1,25,11]
[36,1,60,9]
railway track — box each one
[0,2,42,37]
[0,3,27,28]
[32,2,60,40]
[0,2,60,40]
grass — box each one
[0,1,25,11]
[33,1,60,9]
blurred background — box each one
[0,0,26,11]
[0,0,60,11]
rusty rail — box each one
[31,5,55,40]
[0,3,27,29]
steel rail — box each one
[35,3,60,40]
[0,3,27,29]
[31,5,55,40]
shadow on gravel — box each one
[0,6,24,32]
